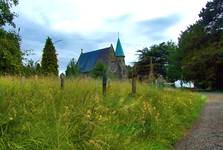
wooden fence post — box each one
[60,73,65,89]
[102,74,107,96]
[132,66,136,95]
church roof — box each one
[115,38,125,57]
[77,47,111,73]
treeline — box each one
[0,28,59,76]
[1,0,222,89]
[134,0,223,89]
[0,0,59,76]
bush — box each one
[91,61,107,78]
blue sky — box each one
[9,0,208,73]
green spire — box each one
[115,38,125,57]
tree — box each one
[199,0,223,33]
[126,65,133,79]
[65,58,79,77]
[22,60,42,76]
[41,37,59,76]
[36,63,41,74]
[136,41,178,81]
[178,0,223,89]
[0,0,22,75]
[0,0,19,27]
[0,28,22,74]
[23,60,36,76]
[166,44,182,83]
[136,47,150,79]
[91,61,107,78]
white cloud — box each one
[16,0,208,32]
[14,0,208,69]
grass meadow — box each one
[0,76,206,150]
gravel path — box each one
[175,93,223,150]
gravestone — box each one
[60,73,65,89]
[157,75,165,87]
[132,66,136,95]
[102,74,107,96]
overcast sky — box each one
[11,0,208,73]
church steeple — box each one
[115,38,125,57]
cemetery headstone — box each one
[60,73,65,89]
[102,74,107,96]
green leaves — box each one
[177,0,223,89]
[65,58,79,77]
[136,41,179,82]
[0,0,19,27]
[0,28,22,75]
[91,61,107,78]
[199,0,223,33]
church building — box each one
[77,38,127,79]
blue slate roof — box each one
[115,38,125,57]
[77,47,111,73]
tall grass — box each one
[0,76,206,150]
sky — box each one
[10,0,209,73]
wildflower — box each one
[85,110,92,119]
[98,115,102,120]
[86,114,91,119]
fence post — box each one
[102,74,107,96]
[132,66,136,95]
[60,73,65,89]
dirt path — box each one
[175,93,223,150]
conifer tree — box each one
[41,37,58,76]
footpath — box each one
[175,93,223,150]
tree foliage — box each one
[166,44,182,82]
[136,41,178,81]
[0,28,22,74]
[199,0,223,33]
[0,0,19,27]
[22,60,42,76]
[91,61,107,78]
[178,0,223,89]
[65,58,79,77]
[41,37,59,76]
[0,0,22,75]
[126,65,134,79]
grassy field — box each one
[0,76,206,150]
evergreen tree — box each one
[41,37,59,76]
[36,63,41,75]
